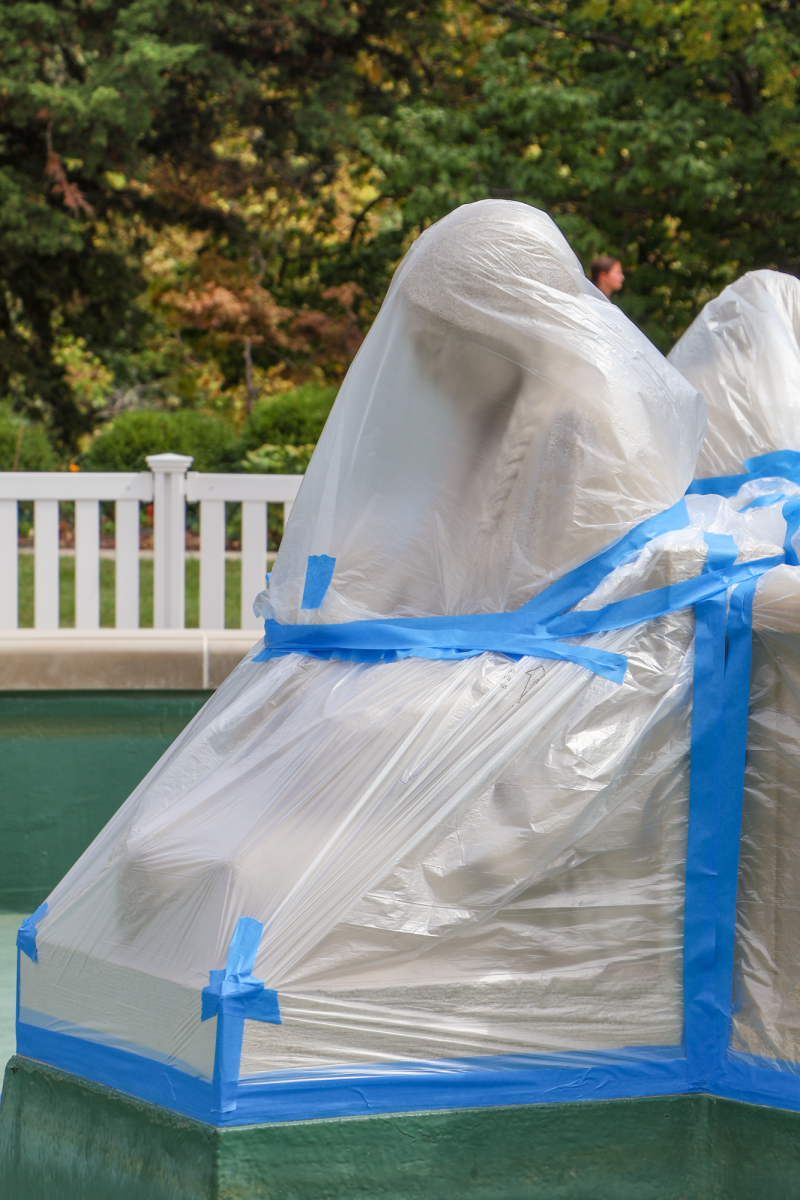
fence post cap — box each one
[145,453,194,473]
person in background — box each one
[590,255,625,299]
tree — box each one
[0,0,446,447]
[362,0,800,349]
[4,0,800,451]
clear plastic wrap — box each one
[668,270,800,479]
[30,202,792,1125]
[732,567,800,1069]
[260,200,704,624]
[665,264,800,1082]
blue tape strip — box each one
[701,532,738,574]
[686,472,752,498]
[15,1019,690,1126]
[782,497,800,566]
[684,593,728,1087]
[745,449,800,480]
[546,555,782,639]
[687,447,800,499]
[201,916,281,1113]
[254,501,711,680]
[708,579,758,1082]
[16,902,47,963]
[740,492,787,511]
[258,502,778,682]
[301,555,336,609]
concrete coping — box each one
[0,628,262,690]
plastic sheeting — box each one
[668,270,800,479]
[15,204,800,1125]
[260,200,704,625]
[667,265,800,1090]
[733,567,800,1070]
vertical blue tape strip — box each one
[684,594,728,1087]
[701,532,738,574]
[301,555,336,610]
[710,578,758,1082]
[201,916,281,1113]
[782,498,800,566]
[16,901,47,963]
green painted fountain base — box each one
[3,1057,800,1199]
[0,691,211,912]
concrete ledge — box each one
[0,629,261,690]
[4,1056,800,1199]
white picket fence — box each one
[0,453,303,632]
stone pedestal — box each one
[3,1056,800,1199]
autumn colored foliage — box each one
[1,0,800,460]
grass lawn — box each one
[17,555,244,628]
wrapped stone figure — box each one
[27,200,777,1116]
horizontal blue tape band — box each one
[687,448,800,498]
[17,1020,694,1126]
[21,1021,800,1125]
[255,501,699,678]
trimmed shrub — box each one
[82,409,242,473]
[0,405,57,471]
[241,383,337,451]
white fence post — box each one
[34,499,60,629]
[147,453,193,630]
[199,499,226,630]
[75,499,100,629]
[0,499,18,628]
[115,499,141,630]
[240,501,267,631]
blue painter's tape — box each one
[740,492,787,511]
[16,902,47,963]
[707,579,758,1077]
[687,447,800,499]
[301,555,336,609]
[686,472,752,498]
[547,555,782,639]
[15,1018,690,1127]
[255,501,740,681]
[744,449,800,480]
[701,532,738,574]
[201,916,281,1113]
[783,497,800,566]
[683,593,728,1088]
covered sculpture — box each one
[668,269,800,482]
[668,271,800,1076]
[15,203,798,1125]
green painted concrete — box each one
[3,1057,800,1199]
[0,691,211,912]
[0,915,23,1092]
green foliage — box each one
[242,443,316,474]
[0,404,57,470]
[5,0,800,442]
[242,383,337,452]
[0,0,445,445]
[364,0,800,350]
[82,409,241,473]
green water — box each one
[0,914,22,1090]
